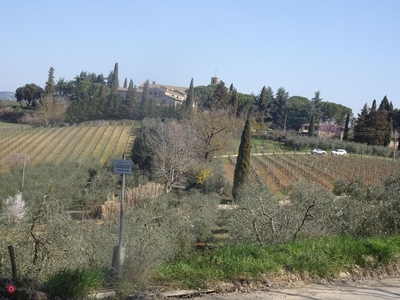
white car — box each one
[310,148,327,155]
[331,149,347,156]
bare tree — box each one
[190,109,241,161]
[140,120,198,193]
[38,95,69,126]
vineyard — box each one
[0,122,135,170]
[224,153,400,194]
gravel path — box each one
[190,277,400,300]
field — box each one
[224,153,400,194]
[0,122,135,170]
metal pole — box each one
[116,160,126,275]
[394,131,397,161]
[22,155,26,189]
[8,245,17,281]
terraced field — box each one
[0,122,135,170]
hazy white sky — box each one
[1,0,399,115]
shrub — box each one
[227,182,336,246]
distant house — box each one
[117,87,128,100]
[298,121,344,140]
[132,83,188,107]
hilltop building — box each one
[132,83,188,107]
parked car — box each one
[310,148,327,155]
[331,149,347,156]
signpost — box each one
[113,158,132,275]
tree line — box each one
[13,62,400,149]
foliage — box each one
[46,268,105,299]
[15,83,43,107]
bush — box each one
[227,182,336,246]
[46,268,105,299]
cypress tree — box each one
[186,78,194,110]
[123,78,128,88]
[140,80,150,119]
[110,63,119,95]
[125,79,138,119]
[232,117,252,200]
[343,111,350,141]
[309,111,315,136]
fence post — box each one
[8,245,17,281]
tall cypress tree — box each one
[232,117,252,200]
[125,79,138,119]
[185,78,194,110]
[110,62,119,95]
[343,111,350,141]
[309,111,315,136]
[123,78,128,88]
[140,80,150,119]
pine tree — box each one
[232,117,252,200]
[256,86,268,124]
[185,78,194,110]
[44,67,56,96]
[272,87,288,128]
[210,81,228,110]
[353,103,369,144]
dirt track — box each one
[192,277,400,300]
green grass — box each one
[154,235,400,289]
[46,267,106,299]
[0,121,25,128]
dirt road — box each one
[192,277,400,300]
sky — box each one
[1,0,399,115]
